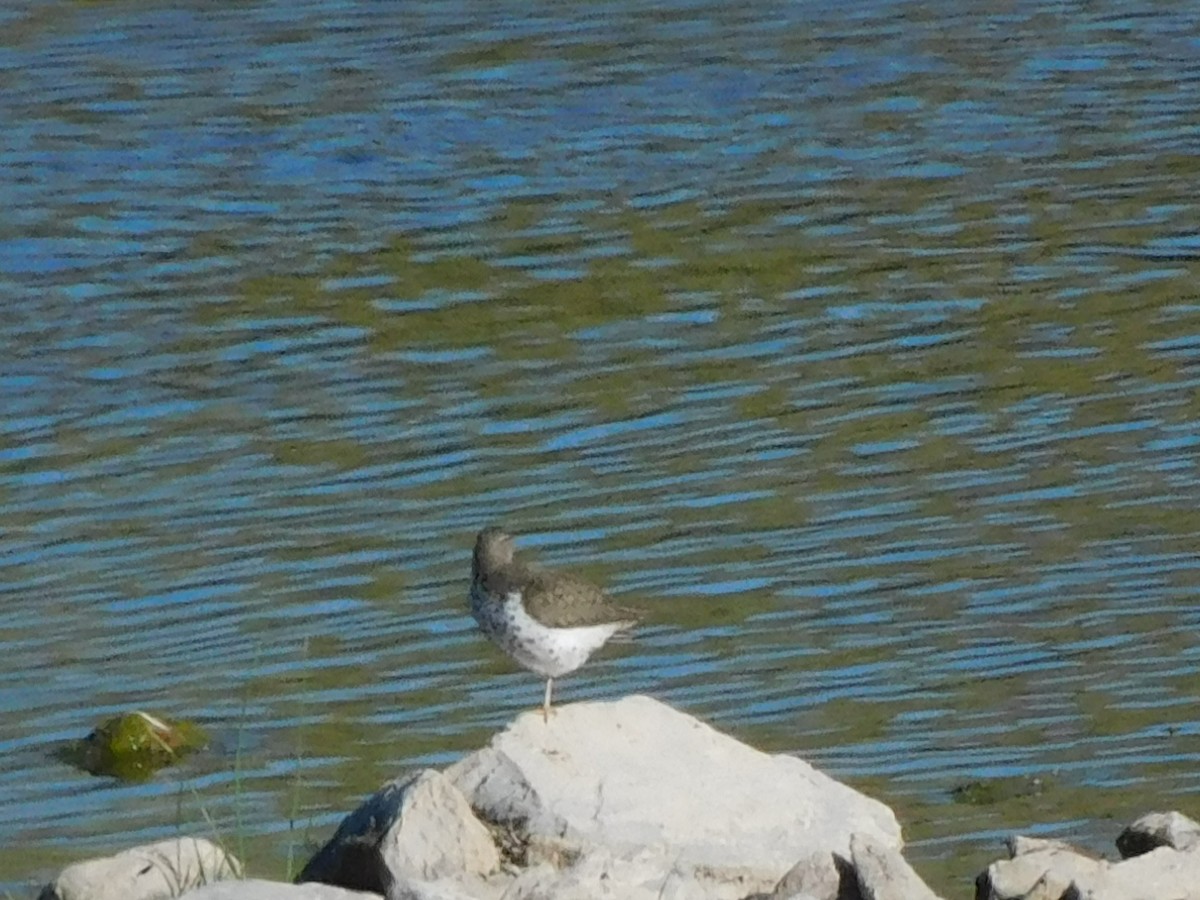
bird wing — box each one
[519,565,640,629]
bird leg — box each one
[542,677,554,722]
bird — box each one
[469,526,638,721]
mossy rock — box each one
[59,711,208,781]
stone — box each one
[501,847,712,900]
[180,881,381,899]
[1059,845,1200,900]
[385,877,498,900]
[446,695,902,895]
[39,837,239,900]
[298,769,499,895]
[976,811,1200,900]
[57,711,209,781]
[762,851,856,900]
[976,839,1104,900]
[1116,810,1200,858]
[1006,836,1081,858]
[850,832,943,900]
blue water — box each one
[4,1,1200,894]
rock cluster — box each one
[35,696,1200,900]
[295,695,910,900]
[978,811,1200,900]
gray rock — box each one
[181,881,380,899]
[446,695,901,894]
[850,832,943,900]
[298,769,499,895]
[1116,811,1200,858]
[40,837,240,900]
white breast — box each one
[498,591,625,678]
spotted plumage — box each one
[469,526,638,720]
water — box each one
[4,0,1200,894]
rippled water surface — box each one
[4,0,1200,894]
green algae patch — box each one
[60,711,208,781]
[950,775,1050,806]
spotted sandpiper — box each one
[469,526,638,721]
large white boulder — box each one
[446,694,902,892]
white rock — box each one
[41,837,240,900]
[1061,845,1200,900]
[1007,836,1081,858]
[446,695,902,892]
[179,880,379,899]
[763,851,846,900]
[503,848,713,900]
[386,877,500,900]
[981,815,1200,900]
[977,841,1104,900]
[298,769,499,894]
[850,832,943,900]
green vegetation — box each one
[58,711,208,782]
